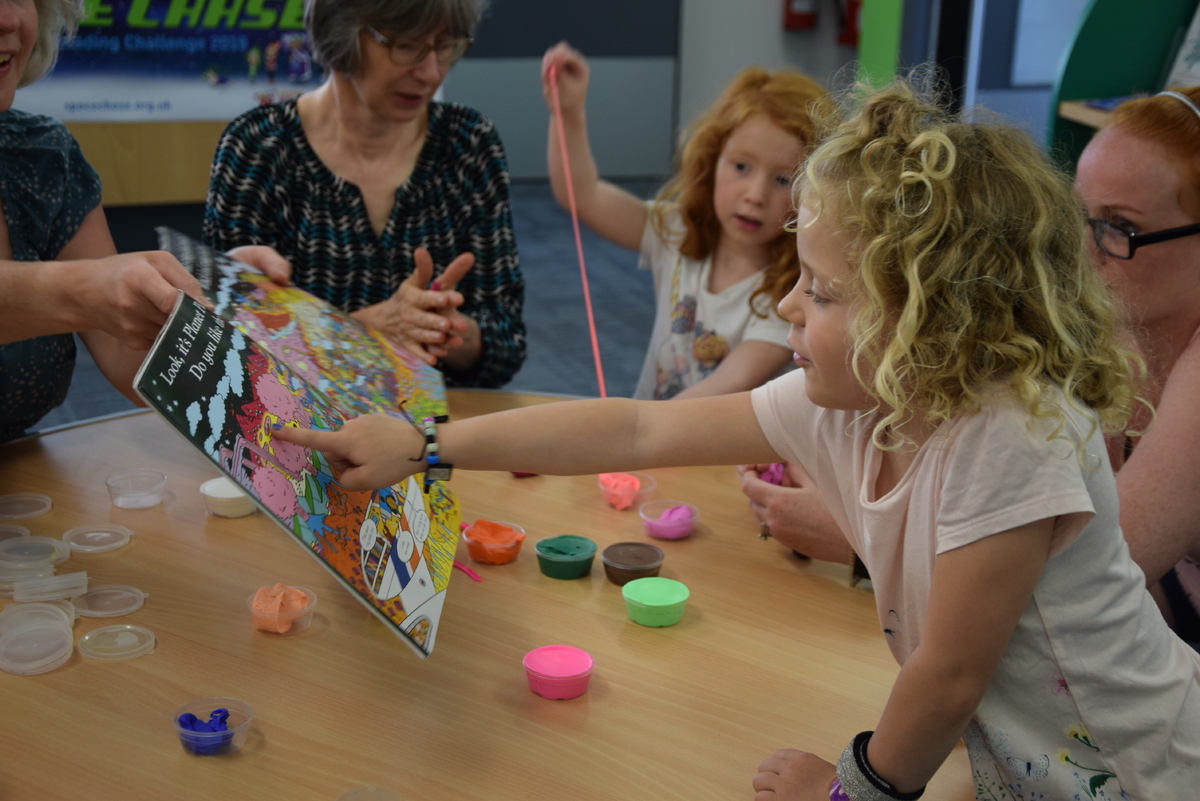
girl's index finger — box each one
[270,423,338,451]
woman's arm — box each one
[0,208,199,349]
[60,208,202,403]
[672,341,793,399]
[1113,335,1200,584]
[541,42,647,251]
[274,391,780,492]
[0,206,203,403]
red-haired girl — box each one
[541,43,832,399]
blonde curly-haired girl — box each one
[276,80,1200,800]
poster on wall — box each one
[14,0,323,122]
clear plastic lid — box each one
[0,564,55,598]
[0,601,74,635]
[40,598,79,621]
[12,571,88,602]
[0,493,53,520]
[71,585,147,618]
[0,620,74,675]
[61,524,133,554]
[77,624,155,661]
[0,535,72,568]
[0,524,30,542]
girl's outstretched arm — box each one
[868,517,1054,792]
[541,42,647,251]
[272,392,780,492]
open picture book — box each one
[133,230,461,658]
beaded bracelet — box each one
[392,405,454,493]
[835,731,925,801]
[417,416,454,493]
[829,778,850,801]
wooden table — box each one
[0,391,972,800]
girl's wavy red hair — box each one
[650,68,833,314]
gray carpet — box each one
[35,181,661,432]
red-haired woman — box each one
[1076,86,1200,643]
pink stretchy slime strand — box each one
[549,63,607,398]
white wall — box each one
[678,0,858,129]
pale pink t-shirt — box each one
[752,369,1200,800]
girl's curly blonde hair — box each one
[799,80,1140,449]
[651,67,833,315]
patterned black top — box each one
[202,99,526,388]
[0,109,102,443]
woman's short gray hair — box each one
[23,0,83,87]
[305,0,486,75]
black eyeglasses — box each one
[1086,217,1200,260]
[365,26,473,67]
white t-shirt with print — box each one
[752,369,1200,800]
[633,208,791,400]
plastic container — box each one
[199,477,256,518]
[247,585,317,634]
[77,624,156,661]
[13,571,87,603]
[597,472,656,511]
[41,598,79,622]
[462,520,525,565]
[173,697,253,755]
[0,524,30,542]
[0,535,71,569]
[621,577,690,627]
[0,565,54,598]
[72,585,148,618]
[638,500,699,540]
[534,535,596,579]
[600,542,664,586]
[0,620,73,675]
[0,601,74,635]
[61,524,133,554]
[105,469,167,509]
[522,644,593,700]
[0,493,52,520]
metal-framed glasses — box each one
[1086,217,1200,260]
[365,26,473,66]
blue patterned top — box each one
[0,109,102,443]
[202,99,526,388]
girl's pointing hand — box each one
[271,414,424,492]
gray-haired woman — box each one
[0,0,274,442]
[203,0,526,388]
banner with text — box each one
[15,0,324,121]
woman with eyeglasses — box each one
[203,0,525,388]
[1076,86,1200,643]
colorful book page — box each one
[158,227,445,422]
[134,293,459,659]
